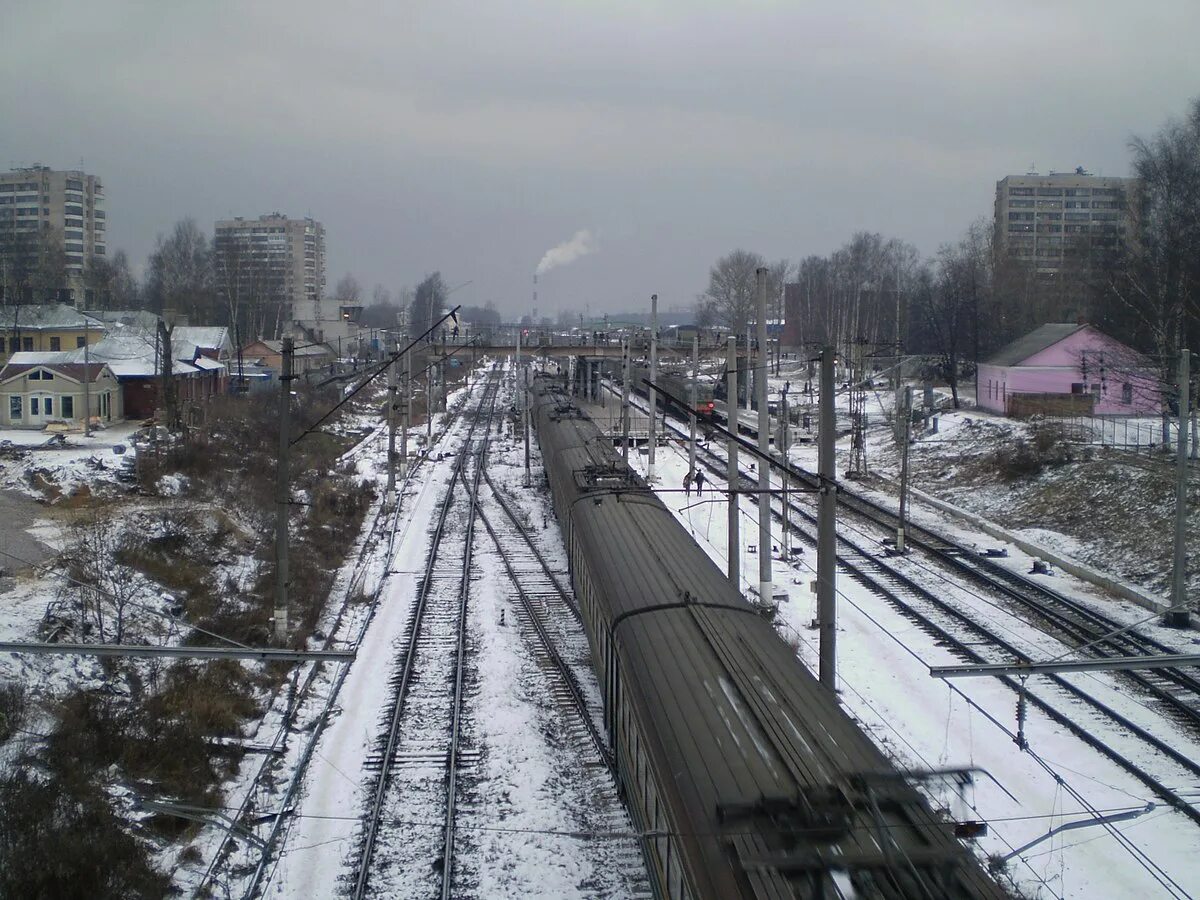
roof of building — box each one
[173,326,231,352]
[0,360,110,383]
[3,331,209,379]
[83,309,162,330]
[985,323,1090,367]
[0,304,105,331]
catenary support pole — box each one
[1168,349,1191,628]
[818,346,837,690]
[727,335,740,588]
[426,346,433,444]
[274,337,293,644]
[621,338,631,467]
[648,294,658,482]
[897,385,912,553]
[756,268,772,607]
[83,335,91,437]
[689,335,698,480]
[781,388,789,559]
[523,362,531,486]
[400,346,410,477]
[386,345,397,508]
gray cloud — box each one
[2,0,1197,316]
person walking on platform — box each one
[694,469,705,494]
[684,470,694,497]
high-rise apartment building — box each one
[994,169,1134,274]
[213,214,325,338]
[0,166,106,304]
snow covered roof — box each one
[83,309,162,330]
[985,323,1088,367]
[191,356,225,372]
[4,332,206,379]
[174,326,232,353]
[0,304,105,331]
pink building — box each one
[977,323,1161,417]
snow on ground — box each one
[598,372,1200,899]
[0,422,140,499]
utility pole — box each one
[425,348,433,444]
[523,360,531,487]
[648,294,658,483]
[274,337,293,645]
[83,335,91,437]
[780,387,789,560]
[386,346,398,508]
[727,335,740,588]
[1168,349,1191,628]
[755,268,772,608]
[621,338,631,467]
[818,346,837,691]
[897,386,912,554]
[401,346,410,478]
[689,335,698,480]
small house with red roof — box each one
[0,357,122,428]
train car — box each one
[630,366,716,417]
[530,374,1005,900]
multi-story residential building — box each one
[213,214,325,340]
[993,169,1134,275]
[0,166,106,304]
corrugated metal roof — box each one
[985,323,1087,366]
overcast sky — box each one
[2,1,1197,318]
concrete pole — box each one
[756,268,772,607]
[1168,349,1191,628]
[780,390,789,560]
[689,335,698,480]
[744,326,752,412]
[386,347,397,508]
[83,335,91,437]
[426,348,433,444]
[621,339,631,467]
[401,347,410,477]
[818,346,837,691]
[727,335,740,589]
[274,337,293,645]
[648,294,658,483]
[897,386,912,553]
[524,362,531,487]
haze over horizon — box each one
[2,0,1197,318]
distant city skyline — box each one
[3,2,1197,318]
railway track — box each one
[611,383,1200,831]
[352,373,499,899]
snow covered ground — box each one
[599,367,1200,900]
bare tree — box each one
[410,272,447,341]
[57,513,145,644]
[335,273,362,304]
[701,249,765,336]
[147,219,214,323]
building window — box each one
[44,397,52,416]
[8,337,19,353]
[1122,383,1133,404]
[1071,382,1085,394]
[50,336,60,351]
[76,336,86,348]
[9,396,20,419]
[1037,187,1064,196]
[22,337,32,351]
[30,397,39,415]
[62,395,74,418]
[1009,187,1035,196]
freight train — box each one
[530,374,1004,900]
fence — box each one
[1043,414,1196,459]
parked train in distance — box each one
[529,374,1005,900]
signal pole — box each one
[648,294,658,483]
[273,337,293,645]
[755,268,772,608]
[1168,349,1191,628]
[689,335,698,479]
[897,386,912,554]
[727,334,740,588]
[621,338,632,467]
[386,346,398,508]
[818,346,837,691]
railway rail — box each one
[612,381,1200,834]
[351,372,499,899]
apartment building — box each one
[994,169,1134,274]
[0,166,106,303]
[213,214,325,338]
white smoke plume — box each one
[535,229,597,276]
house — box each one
[240,339,335,377]
[0,357,122,429]
[174,326,234,363]
[0,304,106,367]
[977,323,1161,417]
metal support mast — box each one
[818,346,837,690]
[1168,349,1191,628]
[755,268,773,607]
[727,335,740,588]
[689,335,698,479]
[273,337,293,644]
[621,338,631,467]
[401,345,410,478]
[648,293,658,483]
[897,385,912,554]
[386,345,398,508]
